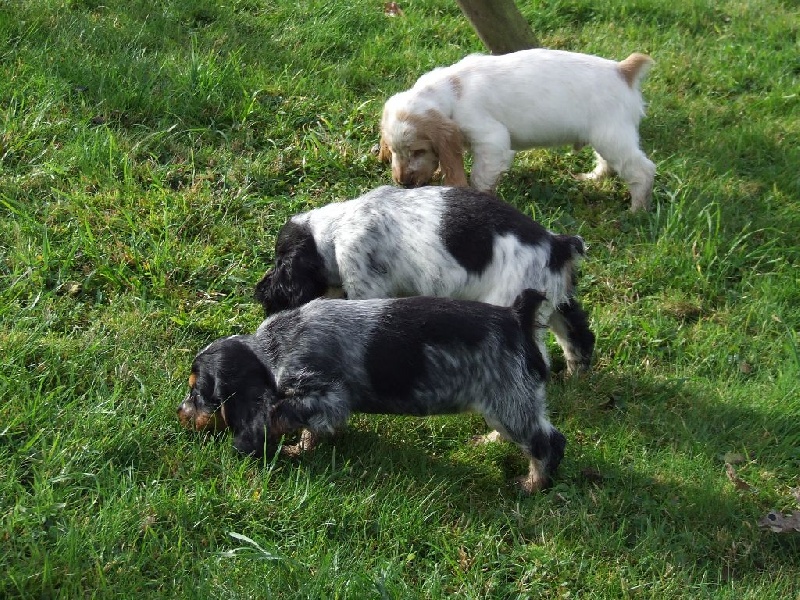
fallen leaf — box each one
[580,467,604,484]
[599,395,621,411]
[758,511,800,533]
[140,512,157,533]
[56,281,82,297]
[722,452,746,465]
[725,463,752,491]
[384,2,404,17]
[739,361,752,374]
[458,547,473,571]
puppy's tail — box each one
[618,52,654,89]
[549,234,587,270]
[512,288,548,337]
[377,135,392,163]
[512,289,549,379]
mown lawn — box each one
[1,0,798,597]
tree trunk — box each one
[455,0,539,54]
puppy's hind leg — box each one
[480,407,566,493]
[622,151,655,212]
[517,425,567,494]
[593,131,655,211]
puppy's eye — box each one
[412,149,427,158]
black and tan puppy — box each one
[177,290,566,493]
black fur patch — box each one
[529,427,567,475]
[554,297,596,369]
[439,188,551,274]
[254,220,328,315]
[362,296,515,413]
[547,234,585,274]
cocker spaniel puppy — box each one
[254,185,595,374]
[177,291,566,493]
[379,48,656,211]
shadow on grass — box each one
[495,108,798,249]
[253,368,799,581]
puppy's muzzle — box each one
[394,167,426,189]
[176,396,228,432]
[402,177,434,189]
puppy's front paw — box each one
[279,429,319,458]
[566,358,592,376]
[470,430,504,445]
[515,473,547,495]
[280,443,304,459]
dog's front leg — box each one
[272,383,351,458]
[469,136,515,192]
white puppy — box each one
[379,48,656,211]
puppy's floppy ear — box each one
[512,289,549,381]
[557,234,586,260]
[512,289,547,333]
[428,112,468,187]
[254,259,326,315]
[254,221,328,315]
[253,268,275,307]
[377,134,392,163]
[205,338,277,457]
[231,397,272,457]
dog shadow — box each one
[265,367,784,492]
[492,148,636,219]
[549,369,797,548]
[273,418,514,498]
[257,368,798,580]
[261,365,794,504]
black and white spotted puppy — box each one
[177,291,566,493]
[255,185,594,373]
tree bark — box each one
[455,0,539,54]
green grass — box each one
[1,0,798,597]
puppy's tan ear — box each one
[430,115,468,187]
[377,135,392,163]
